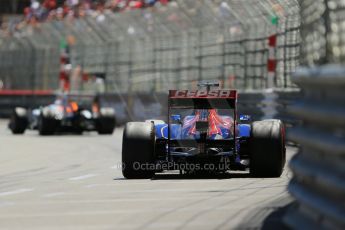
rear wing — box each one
[168,90,237,109]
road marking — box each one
[85,179,253,187]
[43,192,66,198]
[69,174,97,181]
[0,188,34,197]
[14,196,235,205]
[0,206,244,218]
[85,184,101,188]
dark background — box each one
[0,0,30,15]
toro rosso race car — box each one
[9,94,116,135]
[122,82,286,179]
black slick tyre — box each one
[122,122,155,179]
[250,119,286,177]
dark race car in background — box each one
[122,82,286,178]
[9,94,116,135]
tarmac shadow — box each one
[113,171,251,180]
[235,195,294,230]
[152,171,251,180]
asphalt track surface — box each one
[0,120,296,230]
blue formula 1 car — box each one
[122,83,286,179]
[9,94,116,135]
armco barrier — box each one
[0,90,300,125]
[237,91,265,121]
[0,90,55,118]
[0,92,131,125]
[0,91,168,125]
[130,93,168,122]
[97,93,130,126]
[237,89,301,126]
[284,65,345,230]
[98,92,168,125]
[274,88,301,127]
[121,90,300,125]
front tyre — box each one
[9,108,28,134]
[122,122,155,179]
[250,119,286,177]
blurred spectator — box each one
[1,0,174,35]
[128,1,143,9]
[0,0,174,92]
[0,79,4,90]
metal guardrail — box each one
[274,88,301,127]
[284,1,345,228]
[105,90,301,125]
[0,91,55,118]
[236,89,301,125]
[284,66,345,230]
[0,90,300,127]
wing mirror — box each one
[239,114,251,122]
[170,114,182,124]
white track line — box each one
[0,188,34,197]
[68,174,97,181]
[43,192,66,198]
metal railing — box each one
[284,66,345,230]
[284,0,345,229]
[0,0,300,93]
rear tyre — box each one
[122,122,155,179]
[38,115,57,136]
[250,119,285,177]
[96,117,116,135]
[9,108,28,134]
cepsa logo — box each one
[170,90,235,98]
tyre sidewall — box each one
[9,109,28,134]
[250,120,285,177]
[122,122,155,179]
